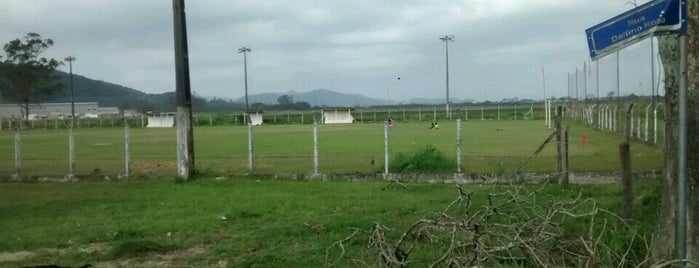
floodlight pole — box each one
[65,56,76,126]
[239,46,251,111]
[440,35,454,120]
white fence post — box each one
[313,121,319,175]
[456,119,462,173]
[14,128,20,179]
[645,103,651,141]
[384,121,389,176]
[68,126,75,178]
[637,117,641,139]
[124,124,130,177]
[248,123,254,172]
[653,105,659,144]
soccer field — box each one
[0,119,663,177]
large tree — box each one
[0,33,62,120]
[650,1,699,263]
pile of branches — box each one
[326,184,647,267]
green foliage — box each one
[389,144,456,173]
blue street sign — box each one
[586,0,686,60]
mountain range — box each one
[2,70,472,112]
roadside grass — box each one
[0,178,661,267]
[0,119,663,177]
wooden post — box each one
[560,126,569,185]
[556,106,563,180]
[620,143,632,220]
[621,103,635,220]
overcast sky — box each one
[0,0,662,103]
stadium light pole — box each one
[440,35,454,120]
[65,56,76,126]
[238,46,251,111]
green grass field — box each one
[0,119,663,177]
[0,178,661,267]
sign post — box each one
[586,0,687,261]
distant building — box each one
[0,102,120,120]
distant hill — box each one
[2,70,480,112]
[2,71,215,113]
[237,89,385,107]
[407,97,476,105]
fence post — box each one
[384,121,389,177]
[555,106,562,180]
[653,105,658,144]
[301,113,304,123]
[124,124,130,177]
[13,128,20,179]
[497,105,500,120]
[559,126,569,185]
[621,103,635,220]
[456,119,462,173]
[313,120,319,175]
[418,107,422,121]
[68,125,75,178]
[248,123,254,173]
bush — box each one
[389,145,456,173]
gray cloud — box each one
[0,0,660,103]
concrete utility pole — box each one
[440,35,454,119]
[172,0,196,179]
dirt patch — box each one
[0,250,36,262]
[95,245,223,268]
[0,243,222,268]
[132,161,177,174]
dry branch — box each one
[327,184,651,267]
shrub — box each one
[389,145,456,173]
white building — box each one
[0,102,120,119]
[321,108,355,124]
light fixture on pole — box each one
[65,56,76,126]
[440,35,454,119]
[238,46,251,111]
